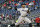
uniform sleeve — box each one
[17,8,22,11]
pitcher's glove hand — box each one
[27,10,30,14]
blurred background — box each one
[0,0,40,27]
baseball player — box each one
[11,4,32,27]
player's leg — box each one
[24,17,32,27]
[11,16,24,27]
[15,16,24,27]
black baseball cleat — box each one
[10,24,19,27]
[29,23,32,27]
[10,24,15,27]
[16,25,19,27]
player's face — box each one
[22,5,25,8]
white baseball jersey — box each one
[17,8,28,16]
